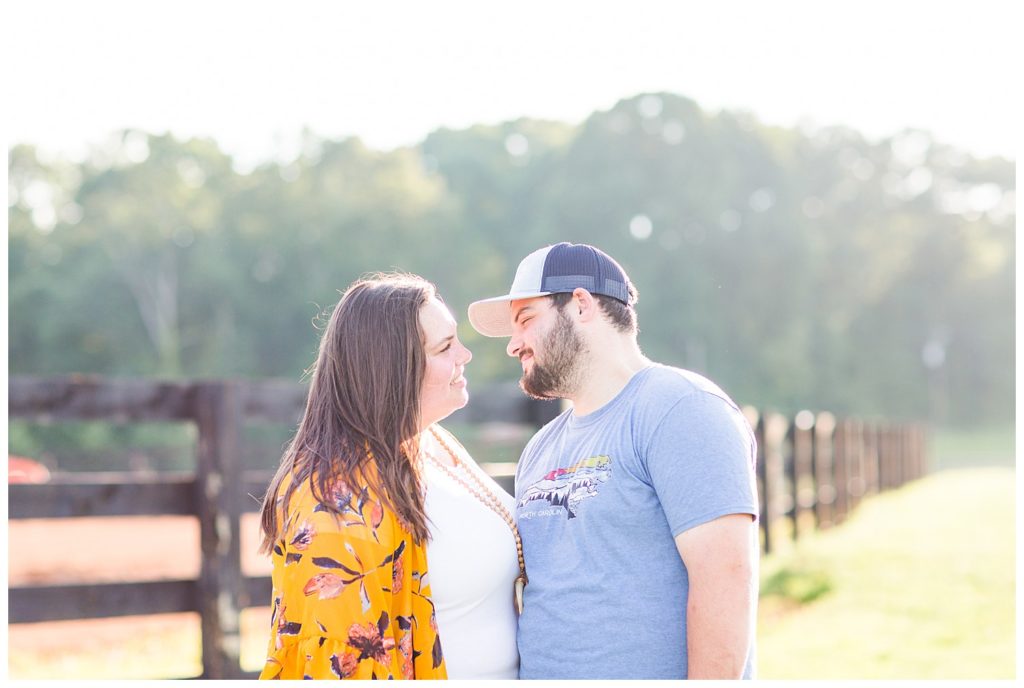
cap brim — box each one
[468,291,551,337]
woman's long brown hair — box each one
[259,273,435,552]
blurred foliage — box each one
[6,419,298,474]
[760,563,833,605]
[7,421,197,472]
[9,93,1015,444]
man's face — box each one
[507,296,585,399]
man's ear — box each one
[571,288,599,323]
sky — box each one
[5,0,1020,169]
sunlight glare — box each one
[176,159,207,189]
[661,120,686,145]
[629,214,653,240]
[748,188,775,212]
[890,131,931,168]
[921,340,946,369]
[637,95,663,119]
[719,209,742,232]
[965,183,1002,213]
[903,167,934,197]
[31,205,57,233]
[21,179,55,211]
[122,131,151,164]
[795,410,815,430]
[504,133,529,157]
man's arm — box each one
[674,513,757,679]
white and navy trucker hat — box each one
[468,242,633,337]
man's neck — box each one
[568,339,651,417]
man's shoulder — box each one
[637,364,739,410]
[631,366,753,453]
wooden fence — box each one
[7,375,556,678]
[745,407,927,553]
[8,376,926,678]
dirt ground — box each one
[8,514,273,664]
[9,513,271,585]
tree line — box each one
[9,92,1015,430]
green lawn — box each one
[756,467,1016,679]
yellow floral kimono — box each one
[260,469,446,680]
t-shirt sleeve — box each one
[642,391,758,537]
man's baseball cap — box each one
[468,242,633,337]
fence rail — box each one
[8,375,926,678]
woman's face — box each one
[418,296,473,430]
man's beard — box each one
[519,307,586,400]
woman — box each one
[258,273,522,680]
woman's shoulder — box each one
[278,464,401,540]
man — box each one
[468,242,759,680]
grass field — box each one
[7,464,1016,679]
[756,466,1016,679]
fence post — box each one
[894,425,906,489]
[832,419,850,524]
[762,413,789,552]
[847,418,865,512]
[748,408,771,554]
[813,412,836,528]
[862,422,880,497]
[783,420,798,541]
[193,381,245,679]
[878,424,890,491]
[792,410,816,540]
[901,425,914,486]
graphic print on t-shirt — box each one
[517,455,611,519]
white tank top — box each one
[423,446,520,679]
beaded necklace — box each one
[426,425,527,615]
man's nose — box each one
[506,334,521,358]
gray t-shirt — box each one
[514,364,758,680]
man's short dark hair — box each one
[550,284,639,334]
